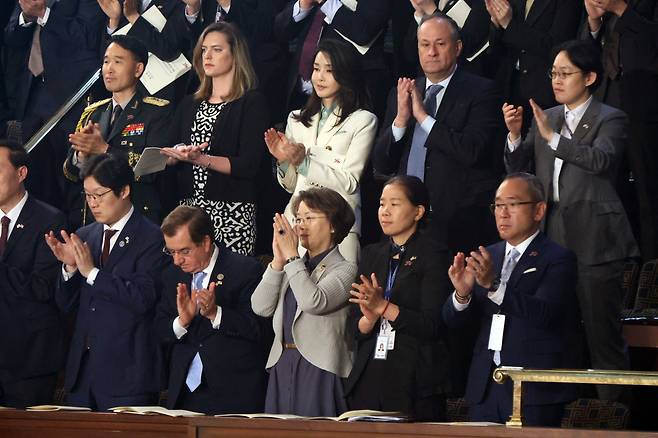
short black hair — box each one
[291,187,355,245]
[503,172,546,202]
[551,39,603,92]
[383,175,431,226]
[418,12,462,43]
[109,34,149,69]
[0,138,29,169]
[80,153,133,198]
[162,206,214,245]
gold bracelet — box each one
[455,291,471,303]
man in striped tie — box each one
[443,173,579,426]
[156,205,267,414]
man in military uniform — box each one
[64,34,174,228]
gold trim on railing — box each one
[493,367,658,427]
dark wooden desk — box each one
[0,410,190,438]
[2,411,657,438]
[190,417,658,438]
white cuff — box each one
[86,267,100,286]
[293,1,313,23]
[320,0,343,24]
[507,133,521,152]
[418,115,436,135]
[211,306,223,329]
[548,132,560,151]
[392,123,407,142]
[62,265,78,281]
[487,282,507,305]
[452,291,470,311]
[173,316,188,339]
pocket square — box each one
[523,268,537,274]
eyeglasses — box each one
[548,70,582,81]
[489,201,538,214]
[84,188,114,203]
[294,215,326,225]
[163,247,193,257]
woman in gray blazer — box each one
[251,188,357,416]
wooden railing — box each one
[493,367,658,427]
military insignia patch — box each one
[122,123,145,136]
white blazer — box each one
[277,108,378,235]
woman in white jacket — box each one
[264,39,378,263]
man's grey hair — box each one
[418,12,462,43]
[503,172,546,202]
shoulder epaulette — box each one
[143,96,170,107]
[84,98,112,111]
[76,98,112,132]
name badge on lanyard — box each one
[373,255,400,360]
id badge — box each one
[374,335,389,360]
[379,318,396,350]
[488,313,505,352]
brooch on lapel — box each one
[15,223,24,229]
[528,251,539,257]
[404,256,417,267]
[333,158,341,164]
[325,145,332,151]
[582,123,590,130]
[118,236,130,248]
[126,114,135,121]
[216,273,224,285]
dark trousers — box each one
[470,378,565,426]
[0,369,58,408]
[66,352,156,411]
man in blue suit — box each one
[46,153,167,410]
[156,205,267,414]
[443,172,578,426]
[0,138,66,407]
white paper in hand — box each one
[133,147,169,177]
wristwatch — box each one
[488,278,501,292]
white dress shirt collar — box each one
[1,191,28,239]
[505,228,540,259]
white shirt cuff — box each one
[392,123,407,142]
[86,267,100,286]
[487,282,507,305]
[293,1,313,22]
[211,306,223,329]
[452,291,470,311]
[507,133,521,152]
[548,132,560,151]
[185,4,201,23]
[320,0,343,24]
[19,9,49,26]
[418,115,436,135]
[38,8,50,25]
[62,265,78,281]
[173,316,188,339]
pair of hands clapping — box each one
[45,231,96,278]
[177,282,218,326]
[394,78,432,129]
[161,142,209,166]
[502,99,555,143]
[448,246,497,298]
[264,129,306,166]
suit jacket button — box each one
[522,69,528,74]
[90,307,96,312]
[199,343,203,348]
[144,206,149,211]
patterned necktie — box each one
[0,216,10,257]
[101,229,118,267]
[298,9,326,81]
[110,105,123,133]
[185,271,208,392]
[406,84,444,181]
[493,248,520,365]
